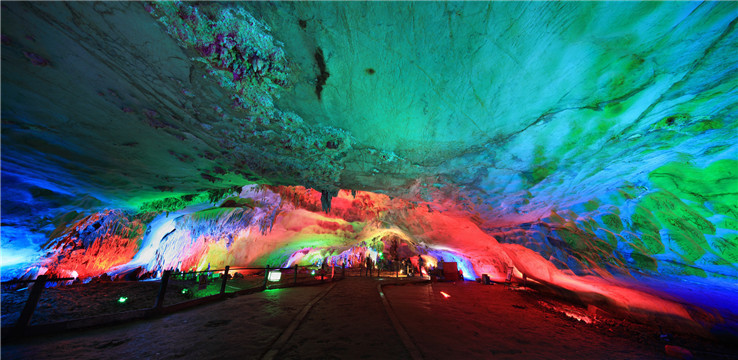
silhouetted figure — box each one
[365,255,373,277]
[376,255,381,276]
[417,254,425,275]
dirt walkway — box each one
[383,281,666,359]
[6,278,730,359]
[2,285,327,360]
[2,278,413,360]
[274,277,411,360]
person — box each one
[417,254,425,275]
[376,255,381,277]
[365,255,373,277]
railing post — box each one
[264,265,270,288]
[15,275,47,332]
[155,270,171,309]
[294,264,298,284]
[220,266,230,295]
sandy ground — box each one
[3,277,737,359]
[1,275,270,327]
[1,270,330,328]
[384,281,738,360]
[2,281,166,326]
[384,281,664,359]
[2,285,327,360]
[277,277,410,360]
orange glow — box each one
[440,291,451,298]
[41,211,145,278]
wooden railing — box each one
[1,275,75,332]
[1,264,350,336]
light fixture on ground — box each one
[268,270,281,282]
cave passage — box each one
[1,1,737,357]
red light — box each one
[440,291,451,298]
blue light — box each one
[427,249,478,280]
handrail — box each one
[171,265,319,275]
[1,277,75,285]
[3,263,354,337]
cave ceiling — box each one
[1,1,736,222]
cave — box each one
[2,2,737,359]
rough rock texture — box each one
[30,210,145,279]
[2,1,738,336]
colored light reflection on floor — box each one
[440,291,451,298]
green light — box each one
[181,288,189,294]
[311,270,315,275]
[118,296,128,303]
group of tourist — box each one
[362,254,431,277]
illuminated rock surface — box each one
[2,2,737,337]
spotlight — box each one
[118,296,128,303]
[268,270,282,282]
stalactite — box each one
[320,188,339,213]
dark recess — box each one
[201,173,219,183]
[299,19,307,29]
[365,68,375,75]
[314,47,329,100]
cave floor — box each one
[2,277,732,359]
